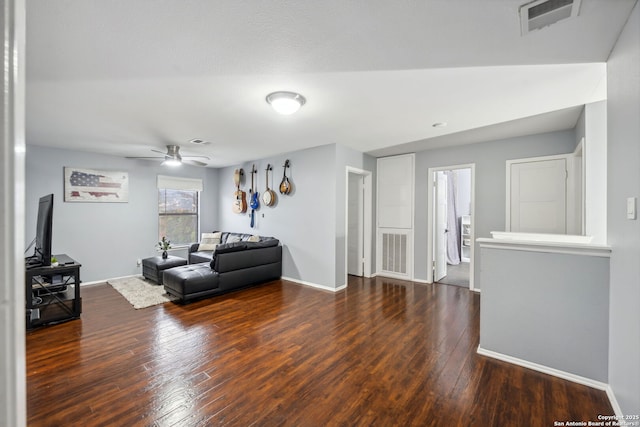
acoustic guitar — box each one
[249,164,259,227]
[262,164,276,207]
[232,169,247,214]
[279,159,292,195]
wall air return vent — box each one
[519,0,581,35]
[381,232,407,275]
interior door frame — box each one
[427,163,476,291]
[505,153,573,232]
[433,171,448,282]
[345,166,373,283]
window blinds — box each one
[157,175,203,191]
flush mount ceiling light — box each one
[266,91,306,115]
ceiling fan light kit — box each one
[266,91,306,115]
[161,158,182,167]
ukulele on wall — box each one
[249,164,259,227]
[279,159,292,195]
[232,168,247,214]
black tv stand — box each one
[25,254,82,329]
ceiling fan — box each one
[127,144,210,167]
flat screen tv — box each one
[26,194,54,269]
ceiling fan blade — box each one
[150,149,167,155]
[183,159,208,167]
[183,155,211,160]
[125,156,165,160]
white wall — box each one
[606,1,640,415]
[584,100,608,244]
[25,145,219,282]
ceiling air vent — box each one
[189,138,210,145]
[519,0,581,35]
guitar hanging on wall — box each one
[262,164,276,207]
[249,164,259,227]
[279,159,292,195]
[232,168,247,214]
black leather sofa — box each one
[162,232,282,303]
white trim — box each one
[2,1,26,426]
[477,346,609,392]
[477,237,611,257]
[426,163,476,291]
[412,278,429,284]
[376,154,415,281]
[282,276,346,293]
[83,274,141,286]
[505,153,572,232]
[157,175,203,191]
[605,385,623,418]
[345,166,373,285]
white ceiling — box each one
[25,0,637,167]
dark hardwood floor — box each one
[26,276,613,426]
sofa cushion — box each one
[190,250,214,264]
[245,239,279,249]
[197,232,220,251]
[216,241,247,253]
[226,234,242,244]
[163,263,219,297]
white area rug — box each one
[108,276,178,309]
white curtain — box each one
[445,171,461,265]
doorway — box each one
[427,164,475,290]
[345,167,372,283]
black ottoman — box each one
[142,255,188,285]
[163,263,220,303]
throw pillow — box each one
[226,234,241,244]
[247,235,260,242]
[198,232,220,251]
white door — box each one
[348,173,364,276]
[434,171,447,282]
[510,159,567,234]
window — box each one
[157,176,203,246]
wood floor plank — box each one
[26,277,613,426]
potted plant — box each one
[51,256,59,267]
[158,236,171,259]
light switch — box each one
[627,197,637,220]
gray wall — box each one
[217,144,339,288]
[606,2,640,414]
[25,145,219,282]
[413,129,577,286]
[479,246,609,382]
[216,143,375,290]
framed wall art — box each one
[64,167,129,203]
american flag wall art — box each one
[64,167,129,202]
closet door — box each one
[377,154,414,280]
[509,158,567,234]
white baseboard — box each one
[83,274,140,286]
[412,278,429,284]
[281,276,346,293]
[477,345,612,393]
[605,385,623,417]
